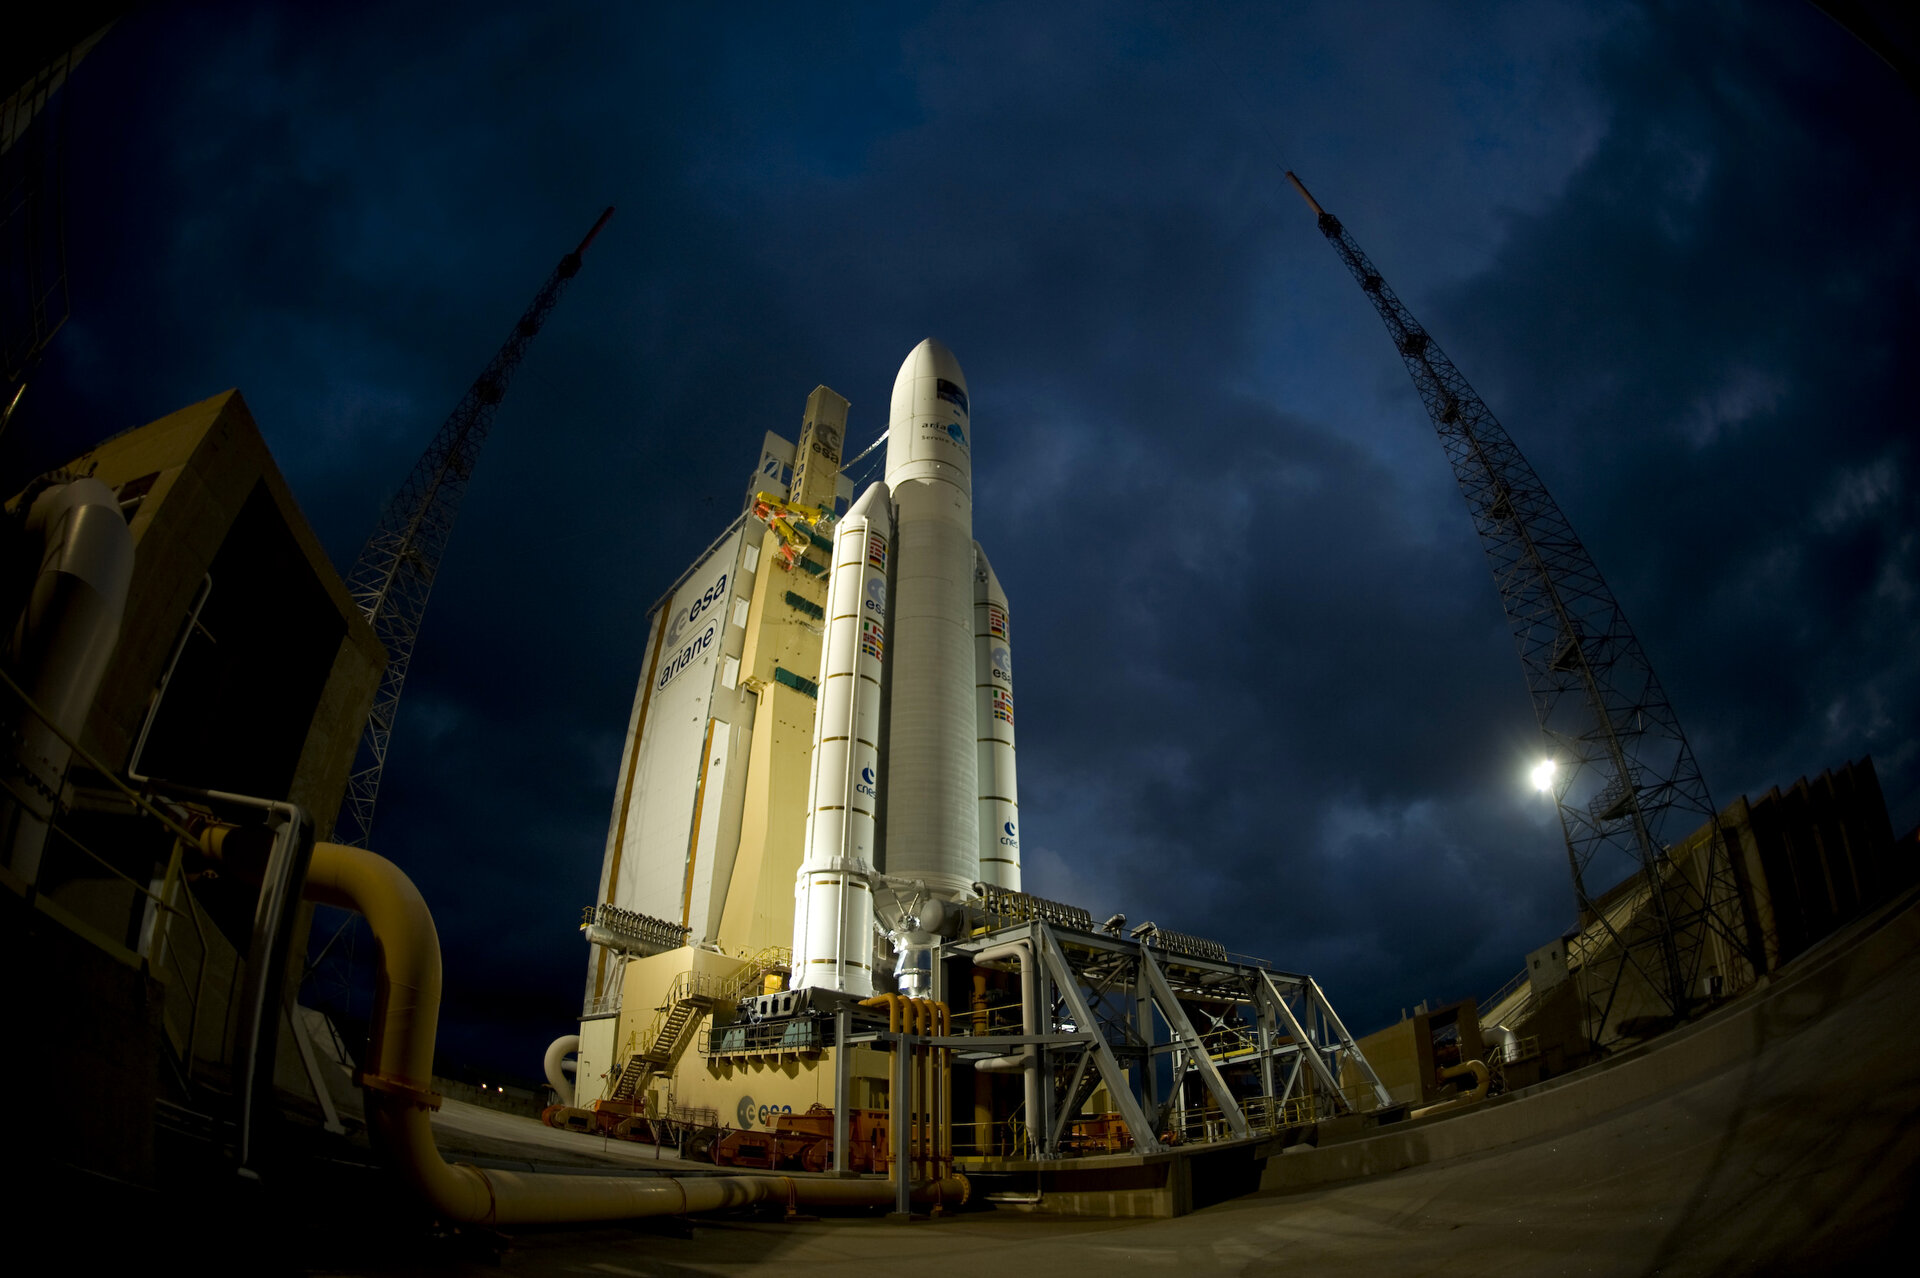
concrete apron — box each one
[1261,882,1920,1194]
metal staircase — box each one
[601,951,796,1106]
[605,970,729,1104]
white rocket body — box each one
[880,340,980,900]
[791,481,892,996]
[973,544,1020,890]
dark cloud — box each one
[11,0,1916,1073]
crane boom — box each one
[333,207,614,848]
[1288,172,1758,1035]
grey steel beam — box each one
[950,926,1310,988]
[1141,947,1251,1140]
[833,1008,850,1174]
[892,1033,911,1217]
[1307,976,1392,1108]
[1258,969,1348,1105]
[1048,1048,1096,1150]
[1035,925,1163,1155]
[1135,959,1158,1114]
[1031,924,1056,1153]
[1257,998,1276,1102]
[1279,1053,1304,1105]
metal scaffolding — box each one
[1287,172,1758,1037]
[941,919,1389,1158]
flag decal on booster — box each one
[791,479,892,996]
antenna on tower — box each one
[332,207,615,849]
[1288,172,1759,1038]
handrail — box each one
[1482,966,1530,1015]
[722,946,792,1004]
[610,967,735,1093]
[581,989,622,1018]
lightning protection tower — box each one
[1286,172,1757,1038]
[333,206,614,849]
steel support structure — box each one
[949,921,1384,1157]
[1287,172,1757,1037]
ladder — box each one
[606,970,730,1102]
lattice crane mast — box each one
[334,207,614,848]
[1285,172,1755,1032]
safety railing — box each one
[721,946,792,1005]
[581,988,622,1018]
[1241,1091,1323,1134]
[1493,1034,1540,1064]
[613,969,733,1071]
[1166,1103,1237,1145]
[1482,967,1530,1017]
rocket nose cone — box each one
[845,480,892,524]
[886,338,973,490]
[894,338,967,396]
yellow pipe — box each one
[298,843,964,1224]
[860,992,903,1033]
[924,1000,944,1177]
[1408,1058,1491,1120]
[905,997,922,1177]
[937,1003,952,1173]
[922,1000,933,1176]
[972,975,993,1154]
[859,993,908,1173]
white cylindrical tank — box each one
[881,339,979,900]
[3,477,134,884]
[973,543,1020,890]
[791,481,892,996]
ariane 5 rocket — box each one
[792,339,1022,996]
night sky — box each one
[10,2,1917,1079]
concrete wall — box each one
[57,389,382,833]
[1267,884,1920,1195]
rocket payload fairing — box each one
[793,339,1022,994]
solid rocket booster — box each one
[880,339,979,898]
[791,481,892,996]
[973,543,1020,890]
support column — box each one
[891,1032,911,1218]
[833,1008,851,1174]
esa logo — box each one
[665,572,729,647]
[736,1096,792,1130]
[1000,820,1018,848]
[865,578,886,614]
[946,422,968,451]
[991,645,1011,680]
[857,765,877,798]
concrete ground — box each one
[315,891,1920,1277]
